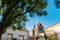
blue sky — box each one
[25,0,60,31]
[0,0,60,31]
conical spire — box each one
[34,24,35,28]
[37,22,42,27]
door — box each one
[19,35,24,40]
[12,38,17,40]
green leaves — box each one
[12,26,16,31]
[32,0,47,9]
[2,0,48,27]
[54,0,60,8]
[25,0,34,5]
[20,0,26,10]
[36,10,47,16]
[1,0,48,33]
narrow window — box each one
[7,33,13,40]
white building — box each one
[39,23,60,40]
[1,28,29,40]
[29,22,44,40]
[45,23,60,40]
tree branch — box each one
[7,0,38,26]
[3,6,18,25]
[3,0,38,26]
[2,0,21,23]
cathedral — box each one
[29,22,45,40]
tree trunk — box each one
[0,35,1,40]
[0,33,2,40]
[0,22,3,40]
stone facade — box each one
[30,22,44,40]
[1,28,29,40]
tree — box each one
[0,0,47,40]
[54,0,60,8]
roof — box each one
[7,28,28,32]
[45,22,60,30]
